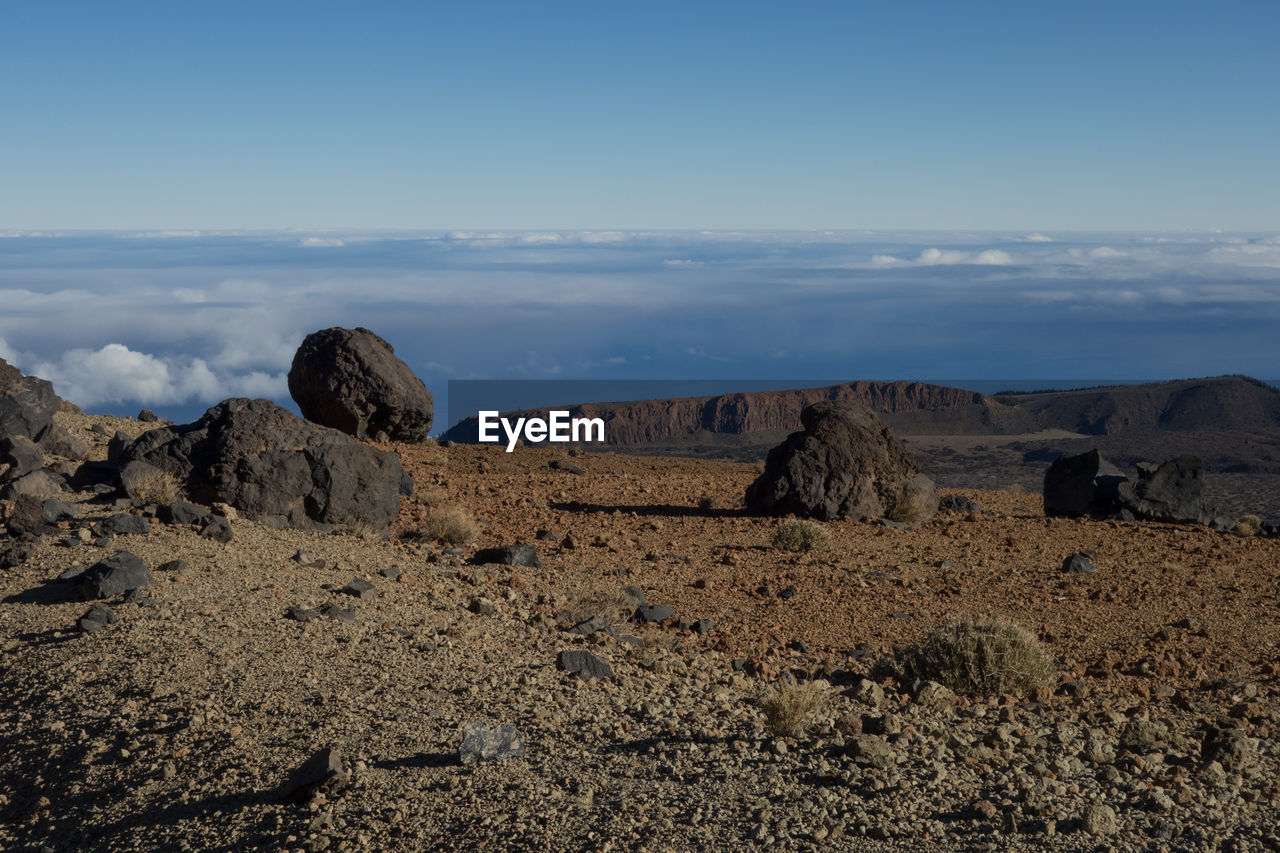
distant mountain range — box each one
[443,376,1280,518]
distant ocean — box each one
[2,230,1277,428]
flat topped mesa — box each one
[288,327,434,442]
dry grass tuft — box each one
[559,587,638,630]
[697,495,717,512]
[415,486,447,509]
[129,469,182,505]
[773,518,830,552]
[1233,514,1262,537]
[898,615,1055,698]
[758,680,826,737]
[412,505,480,545]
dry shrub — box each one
[1233,514,1262,537]
[899,615,1054,698]
[758,680,826,737]
[773,518,830,553]
[559,587,637,630]
[416,505,480,545]
[697,495,716,512]
[130,469,181,505]
[887,476,938,525]
[416,486,447,509]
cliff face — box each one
[441,376,1280,449]
[442,380,1032,445]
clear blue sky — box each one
[3,1,1278,230]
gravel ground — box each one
[1,416,1277,852]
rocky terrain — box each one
[1,417,1277,850]
[3,347,1279,852]
[442,376,1280,519]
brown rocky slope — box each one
[2,407,1278,852]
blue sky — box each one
[3,1,1279,230]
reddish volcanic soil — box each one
[393,443,1280,697]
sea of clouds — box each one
[1,229,1278,426]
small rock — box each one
[459,722,524,764]
[557,649,614,681]
[157,559,188,573]
[535,529,558,541]
[378,566,400,580]
[288,606,321,623]
[472,543,541,569]
[342,578,377,599]
[1081,803,1117,836]
[200,517,232,543]
[634,604,676,624]
[1061,552,1098,574]
[100,513,150,536]
[293,550,327,569]
[138,409,159,422]
[846,735,896,769]
[78,551,153,600]
[468,596,497,616]
[549,459,584,475]
[78,603,117,633]
[321,605,356,623]
[275,748,347,803]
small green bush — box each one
[773,519,830,552]
[898,615,1055,698]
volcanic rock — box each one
[459,722,525,764]
[0,469,66,500]
[275,748,347,803]
[1116,455,1208,524]
[472,544,541,569]
[288,327,434,442]
[744,401,937,522]
[78,551,153,600]
[1043,450,1128,517]
[557,649,614,681]
[118,398,410,532]
[36,422,88,460]
[0,358,61,442]
[0,436,43,482]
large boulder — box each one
[0,358,61,442]
[1117,455,1209,524]
[1043,449,1128,517]
[745,401,937,523]
[288,327,433,442]
[118,398,412,532]
[1044,450,1224,527]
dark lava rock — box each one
[138,409,159,423]
[535,528,558,541]
[287,606,321,623]
[691,618,717,634]
[288,327,433,442]
[0,435,43,482]
[0,358,61,442]
[41,499,77,523]
[36,422,88,460]
[1117,455,1210,524]
[78,603,118,634]
[1201,725,1255,771]
[7,494,49,536]
[557,649,614,681]
[200,517,232,543]
[343,578,376,599]
[157,559,188,573]
[1046,450,1222,526]
[745,401,937,523]
[107,431,132,462]
[275,748,347,803]
[1043,450,1128,517]
[634,603,676,624]
[0,540,35,570]
[100,513,150,536]
[1061,552,1098,574]
[157,501,212,527]
[378,566,400,580]
[567,614,613,636]
[471,543,541,569]
[0,469,66,500]
[1119,719,1170,753]
[939,494,980,514]
[549,459,584,475]
[322,605,356,623]
[78,551,153,600]
[118,398,410,532]
[292,550,327,569]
